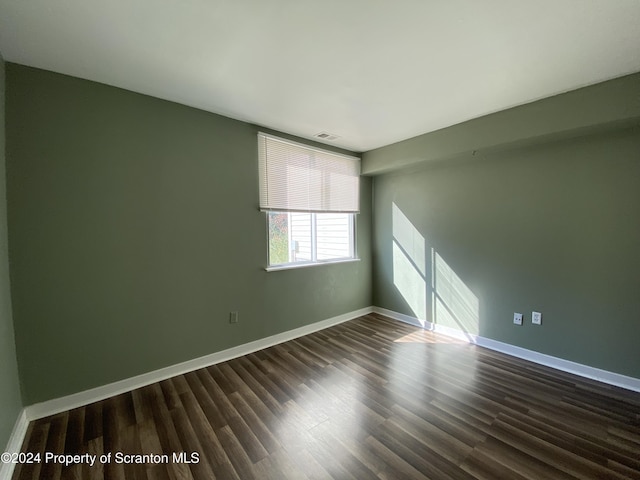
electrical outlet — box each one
[532,311,542,325]
[229,311,239,324]
[513,313,523,326]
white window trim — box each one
[265,212,359,271]
[265,257,361,272]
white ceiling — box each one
[1,0,639,152]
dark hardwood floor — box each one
[13,313,640,479]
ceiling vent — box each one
[314,132,340,141]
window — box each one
[258,133,360,269]
[268,211,355,266]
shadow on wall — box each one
[392,203,479,339]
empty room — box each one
[1,1,639,479]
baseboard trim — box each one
[0,409,29,480]
[22,304,640,425]
[373,306,640,393]
[26,306,374,421]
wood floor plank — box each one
[169,406,217,480]
[62,407,85,480]
[287,338,330,369]
[40,413,68,480]
[13,421,48,480]
[195,369,270,464]
[375,419,476,480]
[82,436,104,480]
[63,407,85,457]
[119,424,148,480]
[460,448,531,480]
[304,430,363,480]
[284,448,333,480]
[181,393,237,478]
[489,415,631,480]
[14,313,640,480]
[364,435,430,480]
[251,447,309,480]
[212,425,252,480]
[224,359,284,422]
[473,436,576,480]
[234,355,290,408]
[389,403,474,465]
[83,401,103,443]
[183,371,227,430]
[102,397,127,480]
[143,383,192,480]
[226,391,281,454]
[159,379,183,413]
[137,419,168,476]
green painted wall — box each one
[371,125,640,377]
[363,72,640,175]
[6,64,372,405]
[0,54,23,449]
[6,60,637,407]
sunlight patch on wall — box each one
[392,203,426,276]
[393,242,427,323]
[391,202,479,336]
[433,252,479,335]
[392,203,427,324]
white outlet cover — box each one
[513,313,523,326]
[532,311,542,325]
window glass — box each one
[268,212,355,267]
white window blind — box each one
[258,133,360,213]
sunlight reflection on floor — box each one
[392,328,467,344]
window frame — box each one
[265,211,359,271]
[258,132,361,272]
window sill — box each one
[265,258,360,272]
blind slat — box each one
[258,133,360,213]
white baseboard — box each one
[15,302,638,464]
[0,409,29,480]
[373,306,640,393]
[25,306,374,421]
